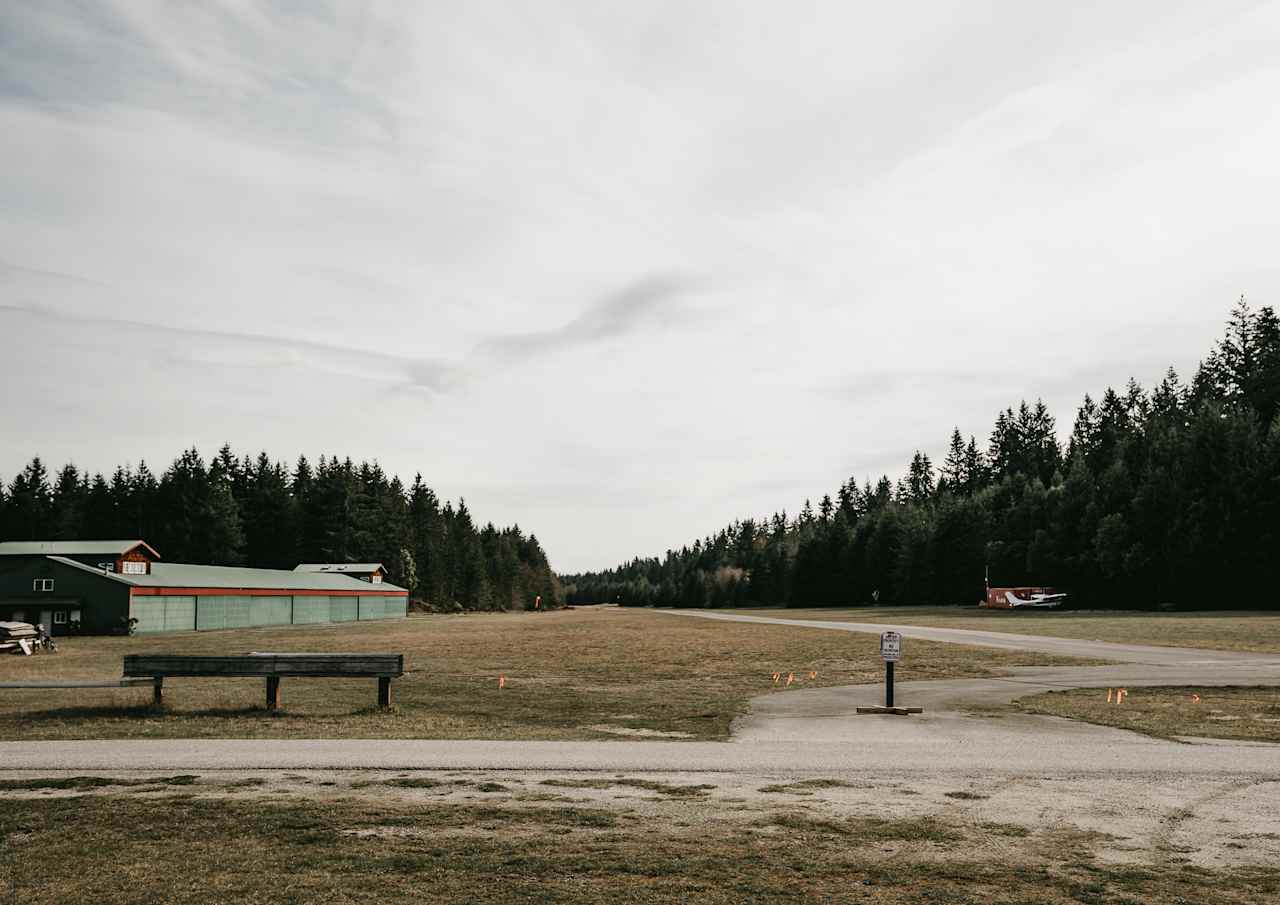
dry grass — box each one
[1011,685,1280,742]
[0,774,196,790]
[740,606,1280,653]
[1,789,1276,904]
[0,607,1085,742]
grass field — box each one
[1,778,1275,904]
[0,607,1086,742]
[738,606,1280,653]
[1007,686,1280,743]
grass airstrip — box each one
[741,606,1280,653]
[0,606,1090,741]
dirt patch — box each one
[585,724,694,738]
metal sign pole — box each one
[857,630,920,715]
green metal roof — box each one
[0,540,158,558]
[48,557,406,593]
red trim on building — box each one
[129,587,407,597]
[124,541,162,561]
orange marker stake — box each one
[808,671,817,680]
[1117,688,1127,704]
[786,672,795,687]
[1191,693,1201,704]
[498,675,506,689]
[1107,688,1114,704]
[772,672,781,684]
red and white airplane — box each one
[1001,589,1068,608]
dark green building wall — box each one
[0,556,131,634]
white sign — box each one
[880,631,902,662]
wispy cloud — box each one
[476,275,695,362]
[0,270,697,393]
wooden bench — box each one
[122,653,404,710]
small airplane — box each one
[1002,589,1068,608]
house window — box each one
[32,578,54,592]
[70,609,82,624]
[53,611,67,625]
[371,574,383,584]
[122,561,147,575]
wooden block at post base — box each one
[855,706,923,715]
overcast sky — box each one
[2,2,1278,572]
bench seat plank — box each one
[123,654,403,678]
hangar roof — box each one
[48,557,407,593]
[0,540,159,559]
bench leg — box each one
[152,677,164,707]
[266,676,281,711]
[378,676,392,709]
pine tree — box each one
[4,458,55,540]
[1216,295,1257,408]
[905,451,935,504]
[941,429,966,492]
[962,437,986,494]
[52,464,87,539]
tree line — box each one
[0,448,562,611]
[564,299,1280,610]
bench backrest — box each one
[123,653,404,678]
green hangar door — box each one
[196,596,292,630]
[359,596,406,620]
[131,596,197,633]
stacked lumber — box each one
[0,621,40,655]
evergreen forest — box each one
[0,449,561,611]
[563,300,1280,610]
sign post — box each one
[880,630,900,707]
[857,630,921,715]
